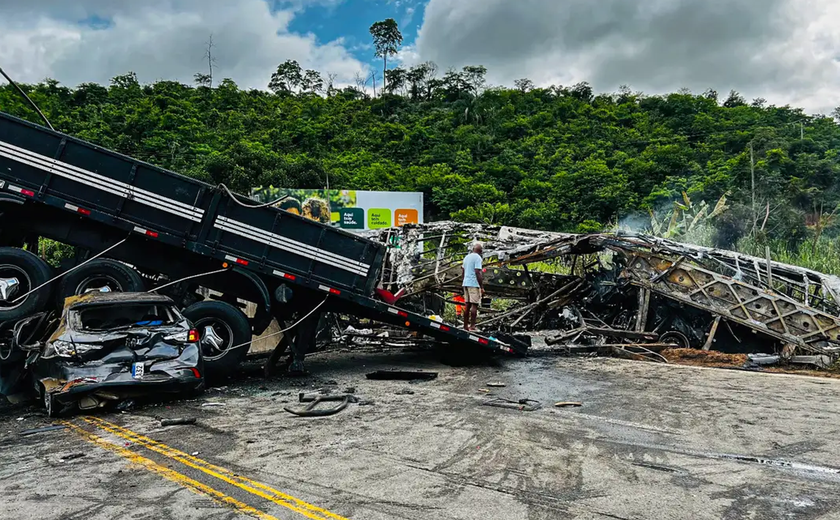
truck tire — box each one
[183,301,251,380]
[0,247,52,322]
[56,258,144,306]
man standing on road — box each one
[461,242,484,331]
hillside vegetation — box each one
[2,66,840,257]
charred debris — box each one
[362,222,840,370]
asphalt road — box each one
[2,350,840,520]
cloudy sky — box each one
[1,0,839,114]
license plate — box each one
[131,362,145,379]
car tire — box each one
[183,301,251,380]
[0,247,53,322]
[56,258,144,306]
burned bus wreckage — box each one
[363,222,840,369]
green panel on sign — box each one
[339,208,365,229]
[367,208,392,229]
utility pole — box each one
[750,141,756,233]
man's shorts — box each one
[463,287,481,303]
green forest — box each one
[3,49,840,269]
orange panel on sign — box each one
[395,209,419,226]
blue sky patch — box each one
[279,0,425,69]
[78,14,114,31]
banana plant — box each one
[650,191,730,239]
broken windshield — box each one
[74,303,180,331]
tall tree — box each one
[514,78,534,92]
[325,72,338,97]
[204,34,216,87]
[369,18,403,93]
[407,62,437,100]
[110,72,139,89]
[384,67,407,95]
[193,73,212,87]
[723,90,747,108]
[353,71,368,96]
[461,65,487,95]
[301,69,324,94]
[268,60,303,94]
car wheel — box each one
[0,247,53,322]
[182,301,251,380]
[56,259,144,306]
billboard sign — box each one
[250,187,424,231]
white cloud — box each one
[413,0,840,114]
[0,0,368,90]
[400,6,416,28]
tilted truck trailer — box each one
[0,111,523,385]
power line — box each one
[0,65,54,130]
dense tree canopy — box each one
[2,64,840,250]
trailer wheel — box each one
[183,301,250,379]
[0,247,53,322]
[56,259,144,306]
[661,331,691,349]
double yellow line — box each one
[67,417,349,520]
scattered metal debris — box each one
[201,402,225,407]
[116,399,136,412]
[481,398,541,412]
[284,392,359,417]
[554,401,583,408]
[486,382,506,387]
[161,417,197,426]
[59,453,86,462]
[19,424,66,436]
[366,223,840,369]
[365,370,439,381]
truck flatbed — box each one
[0,111,524,364]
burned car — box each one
[25,292,204,416]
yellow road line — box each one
[83,416,349,520]
[63,421,277,520]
